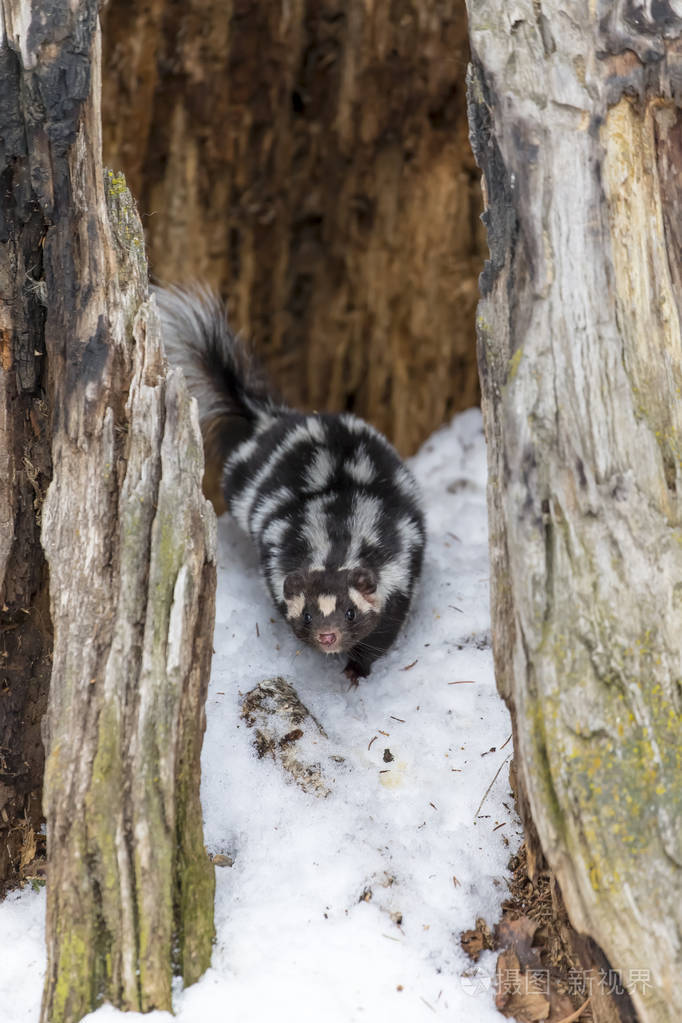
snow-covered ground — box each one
[0,408,519,1023]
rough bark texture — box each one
[1,3,216,1020]
[100,0,483,457]
[0,1,53,891]
[467,3,682,1022]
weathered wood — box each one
[467,3,682,1021]
[1,3,216,1020]
[0,0,53,891]
[100,0,482,456]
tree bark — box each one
[100,0,483,458]
[0,13,52,891]
[1,3,216,1020]
[467,3,682,1021]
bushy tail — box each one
[154,285,282,469]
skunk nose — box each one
[318,632,337,647]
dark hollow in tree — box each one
[100,0,485,458]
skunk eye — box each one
[345,607,356,622]
[303,611,313,625]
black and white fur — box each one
[155,286,425,684]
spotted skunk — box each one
[155,286,425,684]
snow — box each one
[0,408,519,1023]
[0,886,45,1020]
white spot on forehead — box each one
[318,594,337,617]
[285,593,305,620]
[348,586,377,614]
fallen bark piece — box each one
[241,678,334,797]
[460,916,495,962]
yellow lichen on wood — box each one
[602,98,682,509]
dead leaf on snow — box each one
[496,914,542,969]
[460,916,494,961]
[496,947,550,1022]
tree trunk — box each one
[467,3,682,1022]
[1,4,216,1020]
[100,0,482,460]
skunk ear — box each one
[283,570,307,598]
[348,566,377,595]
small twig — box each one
[474,754,512,820]
[500,733,512,750]
[448,680,476,685]
[255,622,260,637]
[401,659,418,671]
[554,997,591,1023]
[368,736,377,751]
[390,715,405,723]
[493,822,506,831]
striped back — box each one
[223,410,425,612]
